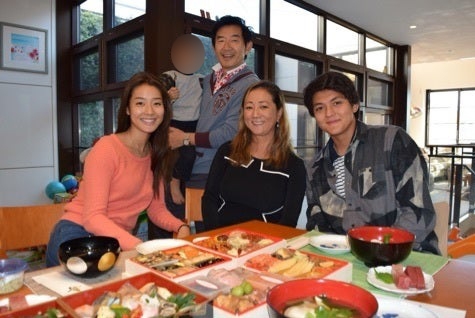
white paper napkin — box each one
[32,271,92,296]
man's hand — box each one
[169,127,185,149]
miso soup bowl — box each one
[347,226,414,267]
[266,278,378,318]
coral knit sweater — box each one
[62,134,183,250]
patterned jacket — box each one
[306,121,440,254]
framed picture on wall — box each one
[0,22,47,74]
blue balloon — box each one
[45,181,67,200]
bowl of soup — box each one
[58,236,120,278]
[266,278,378,318]
[347,226,414,267]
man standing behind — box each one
[303,72,440,254]
[169,15,259,188]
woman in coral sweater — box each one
[46,72,190,266]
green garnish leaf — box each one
[383,233,392,244]
[374,269,394,284]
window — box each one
[112,98,120,132]
[286,103,320,165]
[114,0,145,26]
[79,101,104,148]
[110,34,144,83]
[427,89,475,145]
[364,109,392,125]
[275,55,317,93]
[326,20,360,64]
[77,50,100,91]
[366,37,393,74]
[459,90,475,144]
[79,0,103,42]
[270,0,322,51]
[367,77,392,107]
[185,0,260,33]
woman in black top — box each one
[202,81,306,230]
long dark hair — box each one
[229,80,293,168]
[116,71,174,197]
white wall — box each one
[408,59,475,146]
[0,0,57,206]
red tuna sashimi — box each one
[391,264,411,289]
[405,265,426,289]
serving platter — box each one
[127,244,234,282]
[367,266,435,295]
[244,248,352,282]
[309,234,350,255]
[191,228,284,258]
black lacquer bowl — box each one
[58,236,120,278]
[347,226,414,267]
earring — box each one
[276,121,280,128]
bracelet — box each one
[177,223,190,232]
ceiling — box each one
[305,0,475,64]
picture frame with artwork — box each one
[0,22,48,74]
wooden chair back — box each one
[0,203,65,258]
[185,187,204,227]
[433,201,450,257]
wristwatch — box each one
[183,134,190,146]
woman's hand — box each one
[176,223,191,238]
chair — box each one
[184,187,204,233]
[0,203,66,258]
[433,201,450,257]
[448,234,475,259]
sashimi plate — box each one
[367,266,435,295]
[135,238,188,255]
[309,234,350,255]
[375,296,438,317]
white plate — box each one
[367,266,435,295]
[375,296,438,318]
[192,236,210,243]
[309,234,350,254]
[135,238,188,255]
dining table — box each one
[1,220,473,317]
